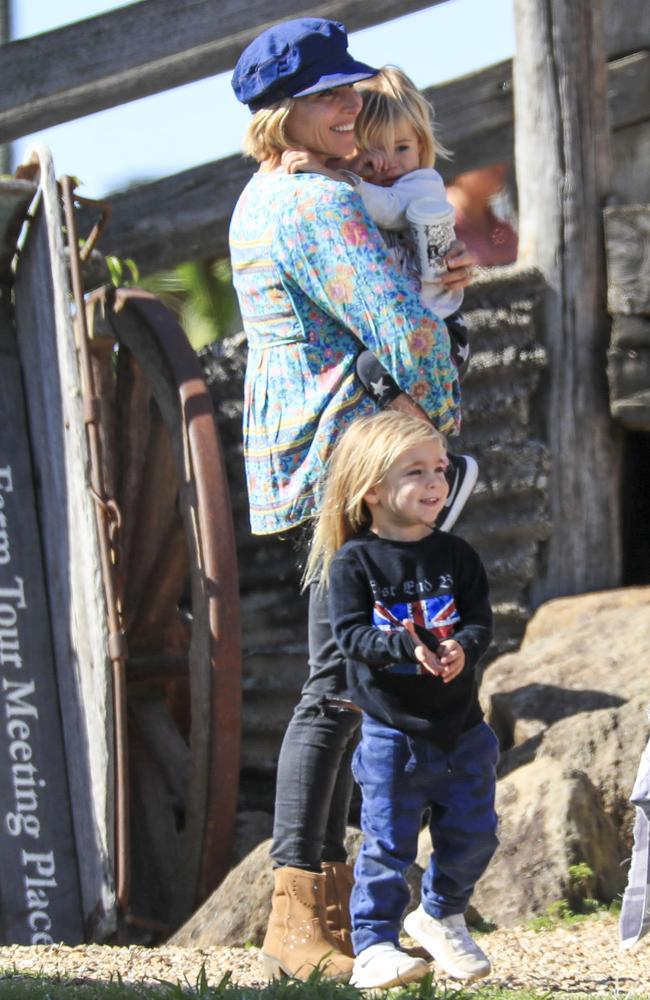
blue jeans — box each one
[351,715,499,954]
[270,583,361,870]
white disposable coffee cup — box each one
[406,197,457,283]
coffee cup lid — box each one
[406,197,455,225]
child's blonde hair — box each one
[303,411,446,588]
[355,65,450,169]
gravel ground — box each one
[0,915,647,995]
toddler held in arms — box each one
[283,65,470,376]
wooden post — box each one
[514,0,623,601]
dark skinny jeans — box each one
[270,583,361,871]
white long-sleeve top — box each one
[346,168,464,318]
[356,167,449,230]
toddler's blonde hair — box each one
[355,65,450,169]
[303,411,446,588]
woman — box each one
[229,17,474,982]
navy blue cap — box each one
[232,18,378,111]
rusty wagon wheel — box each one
[85,286,242,938]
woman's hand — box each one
[441,239,475,291]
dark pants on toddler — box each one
[270,583,361,870]
[350,714,499,955]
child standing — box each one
[283,65,470,376]
[304,411,499,990]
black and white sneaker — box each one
[437,453,478,532]
[356,349,402,407]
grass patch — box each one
[0,970,645,1000]
[528,863,622,931]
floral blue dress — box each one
[229,171,460,536]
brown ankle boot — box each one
[322,861,354,957]
[262,866,354,980]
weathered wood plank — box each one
[12,146,117,940]
[605,51,650,133]
[607,315,650,430]
[0,0,444,142]
[0,297,84,945]
[604,205,650,431]
[434,49,650,178]
[3,0,645,146]
[82,52,650,275]
[425,61,513,158]
[603,0,650,58]
[514,0,623,600]
[604,205,650,315]
[80,154,253,276]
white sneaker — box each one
[350,942,429,989]
[403,906,490,981]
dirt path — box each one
[0,915,647,995]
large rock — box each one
[473,587,650,923]
[482,588,650,821]
[469,759,627,926]
[169,838,274,947]
[412,761,626,929]
[521,586,650,646]
[495,697,650,846]
[483,588,650,729]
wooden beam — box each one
[429,50,650,179]
[602,0,650,59]
[424,60,514,181]
[605,205,650,315]
[0,0,445,143]
[78,153,253,276]
[82,52,650,275]
[514,0,623,599]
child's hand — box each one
[282,149,321,174]
[402,619,444,676]
[436,639,466,683]
[350,149,390,182]
[441,239,475,290]
[283,149,353,186]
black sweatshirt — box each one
[328,530,493,750]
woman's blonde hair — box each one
[355,65,450,168]
[303,411,446,588]
[242,98,295,161]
